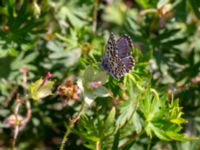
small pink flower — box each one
[5,114,24,128]
[88,81,102,89]
[46,72,53,79]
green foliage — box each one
[0,0,199,149]
[76,108,116,149]
[140,87,191,141]
[0,0,45,56]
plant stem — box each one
[11,95,32,150]
[59,102,85,150]
[59,124,71,150]
[12,97,21,150]
[140,8,158,16]
[147,138,151,150]
[11,68,32,150]
[96,140,100,150]
[92,0,99,33]
[69,101,85,125]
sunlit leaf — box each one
[30,79,54,101]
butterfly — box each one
[101,33,135,80]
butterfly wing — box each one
[101,33,116,73]
[101,33,127,80]
[116,35,135,72]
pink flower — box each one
[5,114,24,128]
[88,81,102,89]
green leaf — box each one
[189,0,200,19]
[116,99,137,129]
[93,86,109,97]
[112,131,119,150]
[135,0,157,8]
[84,87,109,105]
[157,0,170,9]
[175,0,187,21]
[104,107,116,129]
[102,2,126,25]
[47,41,64,52]
[84,91,95,106]
[84,66,94,83]
[170,118,187,125]
[140,87,162,122]
[11,52,39,70]
[132,112,143,133]
[150,123,171,141]
[166,131,199,141]
[93,71,108,84]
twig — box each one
[11,67,32,150]
[59,102,85,150]
[23,99,32,125]
[19,66,29,95]
[12,96,21,150]
[11,95,32,150]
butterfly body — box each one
[101,33,135,80]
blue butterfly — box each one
[101,33,135,80]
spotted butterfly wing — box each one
[101,33,135,80]
[116,35,135,72]
[101,33,126,80]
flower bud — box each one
[5,114,24,128]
